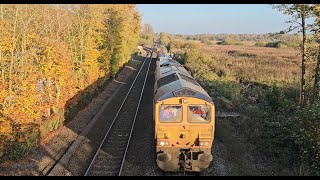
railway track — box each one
[84,48,153,176]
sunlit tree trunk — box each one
[300,13,306,105]
[56,7,60,41]
[80,21,84,65]
[8,5,19,99]
[272,4,313,106]
[0,5,3,83]
[0,48,3,84]
[313,45,320,102]
[0,4,4,83]
[0,4,3,21]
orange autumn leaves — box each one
[0,5,141,141]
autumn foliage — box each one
[0,4,141,160]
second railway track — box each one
[84,48,153,176]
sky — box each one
[136,4,313,35]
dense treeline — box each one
[166,33,303,47]
[169,33,300,42]
[0,4,141,160]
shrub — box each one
[265,41,296,49]
[221,37,243,45]
[276,42,289,49]
[292,104,320,175]
[181,42,202,49]
[174,52,188,65]
[255,41,267,47]
[265,84,289,112]
[202,39,215,45]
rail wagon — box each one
[154,54,215,172]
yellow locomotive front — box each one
[155,95,215,172]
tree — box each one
[143,23,154,35]
[312,5,320,102]
[0,4,142,161]
[272,4,315,105]
[140,23,154,46]
[313,42,320,102]
[159,32,170,47]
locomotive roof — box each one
[154,59,213,104]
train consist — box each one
[154,51,215,172]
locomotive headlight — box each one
[159,141,169,146]
[182,99,188,104]
[199,141,210,146]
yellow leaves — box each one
[83,40,100,84]
[316,5,320,14]
[315,5,320,25]
[0,4,142,147]
[0,118,12,137]
[0,36,13,53]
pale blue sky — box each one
[136,4,313,35]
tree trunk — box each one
[313,45,320,103]
[9,5,19,99]
[22,7,35,79]
[56,8,60,41]
[300,13,306,106]
[80,19,84,65]
[0,47,3,83]
[0,4,3,22]
[0,5,3,83]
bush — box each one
[276,42,289,49]
[255,41,267,47]
[266,41,277,48]
[181,42,202,49]
[202,39,215,45]
[1,123,40,162]
[265,41,297,49]
[292,104,320,175]
[221,37,243,45]
[174,52,188,65]
[265,84,289,112]
[169,39,185,49]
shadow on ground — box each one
[0,53,147,175]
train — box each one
[154,50,215,172]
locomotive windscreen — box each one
[187,104,211,123]
[159,105,182,123]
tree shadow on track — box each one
[0,53,147,176]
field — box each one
[201,45,300,85]
[172,42,320,175]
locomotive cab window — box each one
[159,105,182,123]
[188,105,211,123]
